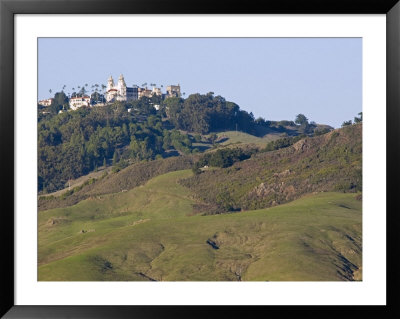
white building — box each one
[38,98,53,107]
[104,74,180,103]
[152,87,162,96]
[106,74,138,102]
[69,96,91,110]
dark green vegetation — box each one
[262,134,306,152]
[38,103,192,193]
[342,112,363,127]
[39,92,333,194]
[38,123,362,281]
[192,147,257,173]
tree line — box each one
[38,89,337,193]
[38,104,192,193]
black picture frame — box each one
[1,0,399,318]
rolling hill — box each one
[39,170,361,281]
[38,124,362,281]
[181,124,362,214]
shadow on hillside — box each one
[162,150,180,158]
[194,145,212,152]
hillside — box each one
[38,91,333,194]
[216,131,281,146]
[38,124,362,281]
[39,124,361,213]
[39,169,361,281]
[181,124,362,214]
[38,155,195,211]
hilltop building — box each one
[138,87,152,99]
[166,85,181,98]
[105,74,180,102]
[69,96,91,110]
[106,74,139,102]
[39,75,182,112]
[38,98,54,107]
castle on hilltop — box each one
[105,74,181,103]
[39,74,182,112]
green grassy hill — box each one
[39,168,361,281]
[216,131,281,146]
[181,124,362,213]
[38,155,195,212]
[38,124,362,281]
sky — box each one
[38,38,362,128]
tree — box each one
[112,150,119,165]
[354,112,363,123]
[90,92,104,105]
[295,114,309,125]
[342,120,352,127]
[49,91,68,114]
[79,86,87,97]
[193,134,202,143]
[209,133,218,145]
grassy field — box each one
[38,169,362,281]
[217,131,281,146]
[191,131,281,152]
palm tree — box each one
[101,84,107,103]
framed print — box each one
[1,0,399,318]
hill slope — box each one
[38,124,362,281]
[39,169,361,281]
[38,155,195,211]
[181,124,362,214]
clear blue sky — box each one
[38,38,361,128]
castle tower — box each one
[107,75,114,91]
[117,74,127,100]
